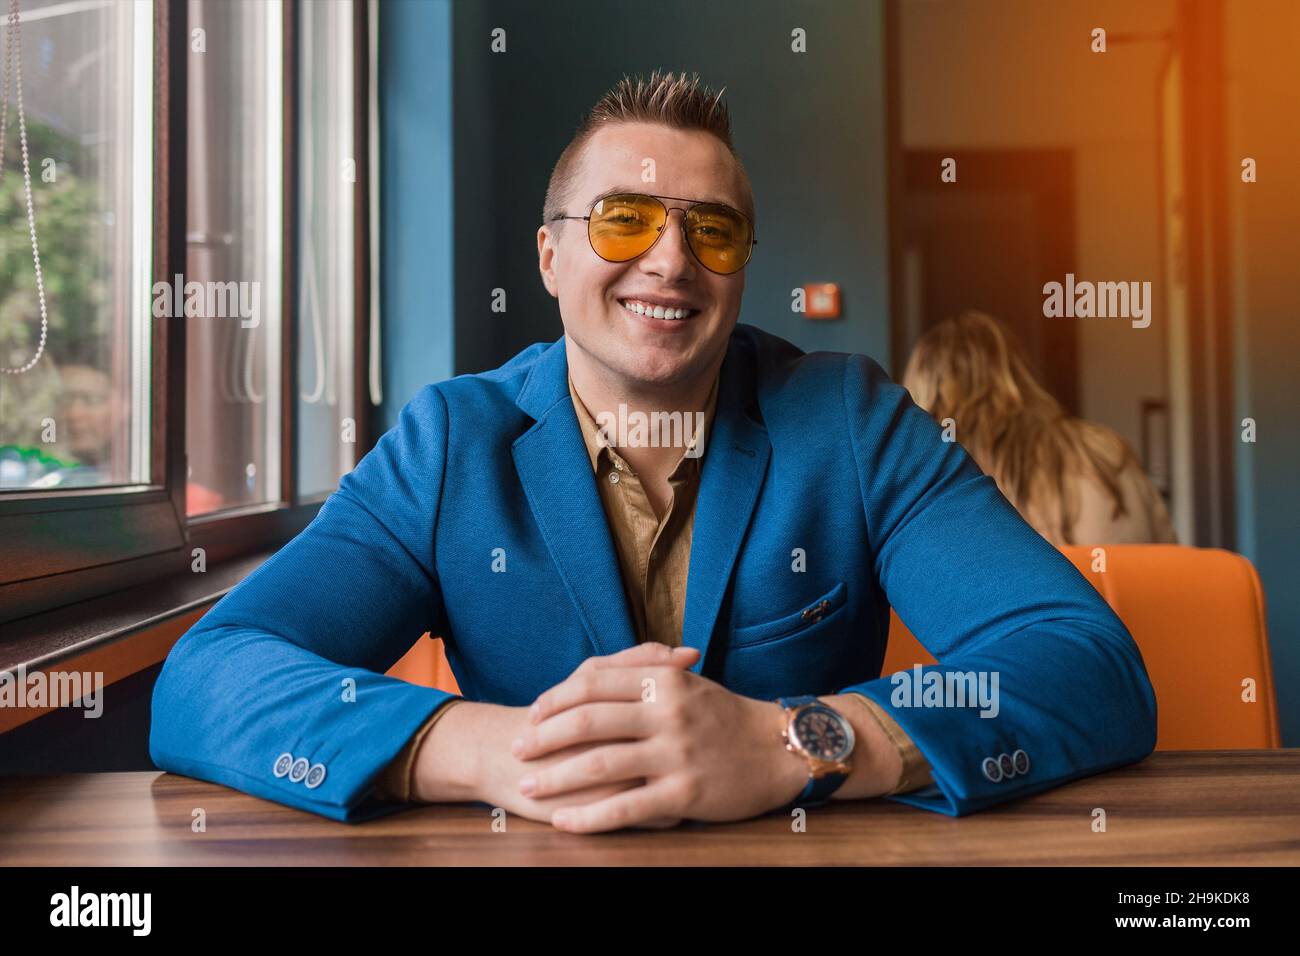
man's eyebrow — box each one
[588,185,645,205]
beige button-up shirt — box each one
[377,373,933,802]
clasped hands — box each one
[484,642,811,833]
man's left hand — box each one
[512,647,809,833]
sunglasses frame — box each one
[549,192,758,275]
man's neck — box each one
[567,346,722,480]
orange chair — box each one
[882,545,1279,750]
[389,545,1279,751]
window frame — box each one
[0,0,379,624]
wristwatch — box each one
[777,695,855,808]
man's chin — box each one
[567,318,731,392]
[606,349,708,392]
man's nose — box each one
[638,208,695,279]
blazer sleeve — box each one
[149,384,464,822]
[836,354,1158,816]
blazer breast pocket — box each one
[722,581,852,699]
[728,581,848,648]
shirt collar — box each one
[567,372,720,475]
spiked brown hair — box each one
[542,69,755,229]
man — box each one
[150,71,1157,833]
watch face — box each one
[792,704,855,762]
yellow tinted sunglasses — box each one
[550,191,757,275]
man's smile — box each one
[616,295,704,333]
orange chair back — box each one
[388,633,461,694]
[881,545,1279,750]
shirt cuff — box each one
[846,691,934,795]
[373,698,467,803]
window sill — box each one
[0,549,277,678]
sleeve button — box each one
[289,757,311,783]
[1013,749,1030,775]
[981,756,1003,783]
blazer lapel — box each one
[681,338,771,673]
[513,339,639,657]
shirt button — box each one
[614,460,624,471]
[608,472,620,484]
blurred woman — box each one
[901,310,1177,547]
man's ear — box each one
[537,224,559,298]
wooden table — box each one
[3,751,1298,866]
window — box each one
[0,0,154,492]
[0,0,379,624]
[184,0,283,517]
[296,0,357,499]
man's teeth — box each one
[620,299,696,320]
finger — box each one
[515,701,648,760]
[530,665,674,724]
[551,778,684,834]
[585,642,699,672]
[518,777,641,820]
[521,741,662,800]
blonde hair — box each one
[901,311,1139,546]
[542,69,755,225]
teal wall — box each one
[378,0,455,431]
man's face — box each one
[538,121,749,393]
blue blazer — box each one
[150,324,1157,822]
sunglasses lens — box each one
[685,204,753,275]
[588,194,667,262]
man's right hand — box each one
[410,642,700,829]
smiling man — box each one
[150,71,1157,833]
